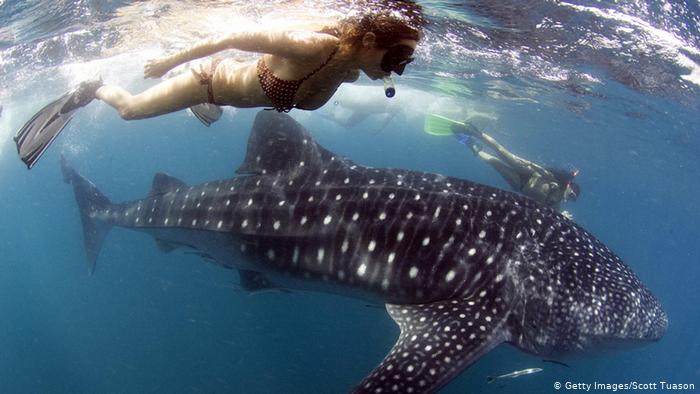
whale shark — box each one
[61,111,667,393]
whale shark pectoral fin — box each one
[353,294,509,394]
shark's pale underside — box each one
[61,111,667,393]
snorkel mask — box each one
[381,44,415,75]
[380,44,414,98]
[565,168,580,201]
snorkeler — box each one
[425,114,580,213]
[14,1,424,169]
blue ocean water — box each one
[1,1,699,393]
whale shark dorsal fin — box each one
[353,292,509,393]
[236,111,343,175]
[149,173,187,197]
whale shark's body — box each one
[62,111,667,393]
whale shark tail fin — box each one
[60,155,113,275]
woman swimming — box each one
[455,122,581,214]
[424,113,581,214]
[15,1,424,168]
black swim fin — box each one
[189,103,222,127]
[14,79,102,169]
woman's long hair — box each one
[320,0,425,51]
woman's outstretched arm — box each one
[144,30,339,78]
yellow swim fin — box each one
[423,113,465,136]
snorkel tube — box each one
[383,76,396,98]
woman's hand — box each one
[144,56,175,78]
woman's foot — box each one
[461,120,482,136]
[454,133,483,155]
[61,79,103,114]
[450,120,482,137]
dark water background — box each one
[0,1,699,392]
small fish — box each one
[487,368,543,384]
[542,359,571,368]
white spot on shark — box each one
[292,246,299,264]
[358,264,367,276]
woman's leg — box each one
[476,150,524,191]
[96,70,209,120]
[475,131,536,172]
